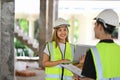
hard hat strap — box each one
[97,18,107,28]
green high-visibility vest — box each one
[45,41,75,80]
[91,43,120,80]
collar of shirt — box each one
[99,39,114,43]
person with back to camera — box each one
[42,18,76,80]
[80,9,120,80]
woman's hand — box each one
[60,59,71,64]
[76,54,86,69]
[43,53,71,67]
[79,54,86,64]
[73,74,79,80]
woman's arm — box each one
[42,53,71,67]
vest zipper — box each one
[59,43,66,80]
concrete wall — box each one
[0,0,15,80]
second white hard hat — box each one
[53,18,70,29]
[94,9,120,27]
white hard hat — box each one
[53,18,70,29]
[94,9,120,27]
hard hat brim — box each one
[54,24,70,29]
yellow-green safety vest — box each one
[45,41,75,80]
[90,43,120,80]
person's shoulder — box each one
[86,49,91,54]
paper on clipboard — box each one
[60,64,84,77]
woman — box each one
[43,18,75,80]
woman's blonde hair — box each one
[51,26,69,47]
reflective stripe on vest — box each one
[46,74,73,79]
[91,47,120,80]
[47,42,54,61]
[45,41,74,80]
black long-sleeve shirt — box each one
[81,39,114,79]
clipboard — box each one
[59,64,84,77]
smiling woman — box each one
[43,18,76,80]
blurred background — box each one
[14,0,120,80]
[14,0,120,58]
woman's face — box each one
[57,25,68,43]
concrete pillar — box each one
[0,0,15,80]
[47,0,54,42]
[47,0,58,42]
[54,0,58,20]
[70,16,75,43]
[28,17,35,39]
[39,0,47,67]
[39,0,58,67]
[28,17,35,57]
